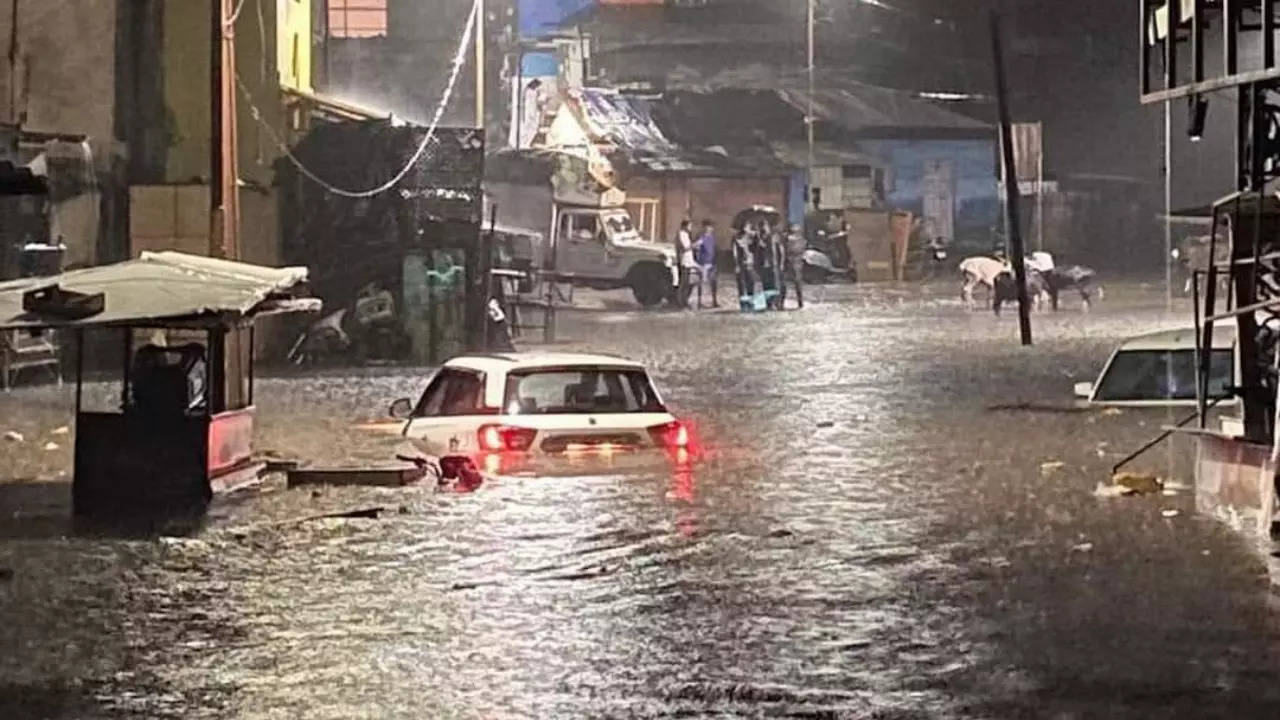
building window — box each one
[329,0,387,38]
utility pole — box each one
[210,0,239,260]
[806,0,815,198]
[8,0,17,126]
[475,0,485,130]
[1164,99,1173,312]
[991,12,1032,346]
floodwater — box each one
[4,281,1280,719]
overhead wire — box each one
[235,0,479,198]
[224,0,249,27]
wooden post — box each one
[991,12,1032,346]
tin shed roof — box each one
[0,251,318,330]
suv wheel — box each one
[630,265,670,307]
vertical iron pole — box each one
[806,0,815,196]
[1265,0,1275,69]
[248,324,255,406]
[475,0,485,129]
[1193,269,1205,425]
[1164,98,1173,313]
[1224,0,1237,75]
[74,329,83,417]
[991,12,1032,346]
[1140,0,1149,97]
[120,327,132,409]
[1193,0,1205,82]
[8,0,17,124]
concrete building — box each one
[0,0,128,273]
[0,0,330,276]
[321,0,512,135]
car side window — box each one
[414,369,485,417]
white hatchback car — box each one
[388,352,688,461]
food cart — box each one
[0,251,318,518]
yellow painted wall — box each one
[277,0,312,93]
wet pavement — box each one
[3,281,1280,718]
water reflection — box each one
[3,283,1280,717]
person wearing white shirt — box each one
[675,219,696,308]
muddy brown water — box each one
[2,282,1280,718]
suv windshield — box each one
[1094,349,1232,401]
[604,213,637,239]
[503,367,666,415]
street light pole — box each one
[475,0,485,131]
[807,0,815,196]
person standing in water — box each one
[674,219,697,309]
[732,223,758,311]
[757,220,782,310]
[783,223,806,309]
[693,219,718,308]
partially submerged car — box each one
[1074,326,1236,407]
[389,352,689,464]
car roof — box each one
[443,351,645,373]
[1118,325,1235,352]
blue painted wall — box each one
[519,0,595,38]
[859,139,998,249]
[788,172,806,227]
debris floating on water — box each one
[42,442,58,451]
[1111,472,1163,495]
[1161,509,1180,518]
[4,431,23,442]
[1040,460,1066,475]
[50,426,69,435]
[816,420,835,428]
[1101,408,1123,416]
[1072,542,1094,553]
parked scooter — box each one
[287,283,406,365]
[801,225,858,284]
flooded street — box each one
[4,282,1280,718]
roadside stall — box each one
[0,251,318,518]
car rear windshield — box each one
[1094,349,1232,401]
[503,367,666,415]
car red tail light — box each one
[477,424,537,452]
[647,420,689,448]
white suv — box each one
[389,352,688,463]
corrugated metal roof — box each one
[575,88,679,156]
[0,252,316,330]
[666,65,991,136]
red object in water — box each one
[647,420,690,448]
[477,424,538,452]
[440,454,484,493]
